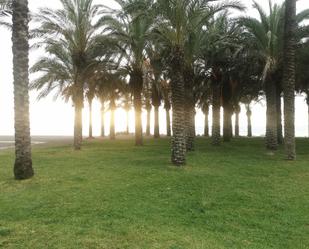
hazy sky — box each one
[0,0,309,137]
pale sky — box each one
[0,0,308,137]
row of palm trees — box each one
[0,0,305,180]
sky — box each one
[0,0,309,137]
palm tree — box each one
[201,12,243,145]
[12,0,34,180]
[282,0,297,160]
[239,0,309,150]
[154,0,240,164]
[147,46,164,139]
[32,0,107,150]
[100,0,155,146]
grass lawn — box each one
[0,137,308,249]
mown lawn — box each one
[0,137,308,249]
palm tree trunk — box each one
[246,104,252,137]
[222,77,232,142]
[110,97,116,140]
[223,106,233,142]
[204,107,209,137]
[88,98,93,139]
[166,107,171,137]
[235,109,240,137]
[154,106,160,138]
[146,106,151,136]
[212,84,221,146]
[131,70,143,146]
[170,47,186,165]
[100,100,105,137]
[185,104,195,151]
[276,89,283,144]
[283,0,296,160]
[74,100,83,150]
[265,80,278,150]
[12,0,34,180]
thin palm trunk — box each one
[246,104,252,137]
[88,98,93,139]
[276,86,283,144]
[131,70,143,146]
[12,0,34,180]
[265,80,278,150]
[204,107,209,137]
[154,106,160,138]
[166,107,171,137]
[235,108,240,137]
[212,83,221,146]
[100,100,105,137]
[110,97,116,140]
[283,0,296,160]
[222,78,232,142]
[170,47,186,165]
[146,106,151,136]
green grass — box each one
[0,138,309,249]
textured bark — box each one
[110,97,116,140]
[246,104,252,137]
[146,106,151,136]
[100,100,105,137]
[223,106,233,142]
[235,105,240,137]
[212,82,221,146]
[170,47,186,165]
[265,80,278,150]
[184,70,195,151]
[184,104,195,151]
[283,0,296,160]
[12,0,34,180]
[276,88,283,144]
[131,70,143,146]
[73,99,83,150]
[166,107,171,137]
[154,106,160,138]
[88,98,94,139]
[203,106,209,137]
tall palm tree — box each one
[201,12,243,145]
[12,0,34,180]
[240,0,309,150]
[32,0,107,150]
[100,0,155,146]
[283,0,296,160]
